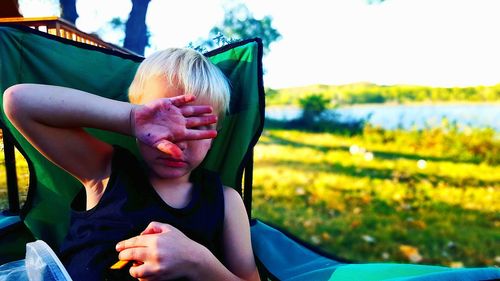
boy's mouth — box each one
[158,157,188,168]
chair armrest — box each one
[0,211,21,234]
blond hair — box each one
[128,48,230,122]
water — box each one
[266,103,500,131]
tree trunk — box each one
[0,0,22,17]
[123,0,151,56]
[60,0,78,25]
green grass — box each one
[0,148,30,210]
[252,129,499,267]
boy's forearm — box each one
[4,84,137,136]
[189,247,255,281]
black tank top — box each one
[59,146,225,281]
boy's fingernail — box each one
[116,243,122,251]
[171,150,182,159]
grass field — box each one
[252,128,499,267]
[0,147,29,211]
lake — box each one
[266,103,500,131]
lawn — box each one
[0,147,30,211]
[252,128,499,267]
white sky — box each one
[18,0,500,89]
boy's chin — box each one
[151,167,191,180]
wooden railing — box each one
[0,16,136,56]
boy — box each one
[4,48,259,280]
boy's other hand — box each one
[116,221,208,280]
[132,95,218,158]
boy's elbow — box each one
[3,84,28,121]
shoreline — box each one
[265,103,500,131]
[267,101,500,109]
[341,101,500,108]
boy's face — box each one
[137,76,216,180]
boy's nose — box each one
[176,141,187,151]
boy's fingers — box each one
[180,105,213,116]
[129,263,154,279]
[184,129,218,140]
[156,141,182,159]
[116,235,145,251]
[185,115,217,128]
[140,228,156,235]
[118,247,148,262]
[141,221,170,235]
[169,94,195,107]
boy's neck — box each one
[149,173,194,209]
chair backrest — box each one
[0,24,264,249]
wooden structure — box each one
[0,17,136,55]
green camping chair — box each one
[0,25,499,281]
[0,23,263,260]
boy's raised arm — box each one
[3,84,219,189]
[3,84,133,187]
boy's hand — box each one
[132,95,218,158]
[116,222,207,280]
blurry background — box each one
[1,0,499,268]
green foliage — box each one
[266,93,367,134]
[361,121,499,165]
[195,3,281,54]
[109,17,125,29]
[299,94,329,113]
[265,93,368,134]
[266,83,500,106]
[298,93,329,124]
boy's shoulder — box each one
[223,187,241,200]
[222,186,244,211]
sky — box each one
[18,0,500,89]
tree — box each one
[59,0,78,24]
[59,0,151,55]
[299,94,329,125]
[196,3,281,55]
[58,1,279,56]
[122,0,151,55]
[0,0,22,17]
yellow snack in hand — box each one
[110,260,129,270]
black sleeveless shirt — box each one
[59,146,225,281]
